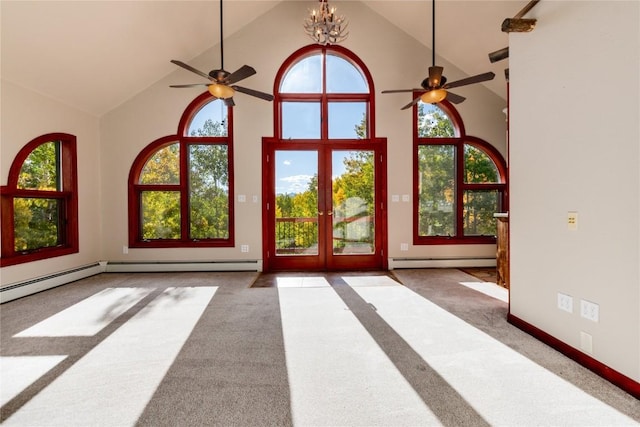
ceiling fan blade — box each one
[224,98,235,107]
[170,84,209,88]
[401,95,423,110]
[428,66,444,88]
[232,85,274,101]
[445,91,466,104]
[170,60,213,81]
[443,71,495,89]
[488,47,509,63]
[226,65,257,84]
[382,89,423,94]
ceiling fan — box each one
[382,0,495,109]
[169,0,273,106]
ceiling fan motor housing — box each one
[209,69,230,82]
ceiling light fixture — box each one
[303,0,348,46]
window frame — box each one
[128,92,235,248]
[1,133,79,266]
[413,99,507,245]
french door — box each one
[263,140,386,271]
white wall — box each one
[0,80,102,285]
[99,1,507,264]
[509,1,640,381]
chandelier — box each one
[303,0,348,45]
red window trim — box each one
[1,133,79,267]
[128,92,235,248]
[412,100,508,245]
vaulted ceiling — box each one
[1,1,528,117]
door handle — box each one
[327,211,333,216]
[318,211,324,216]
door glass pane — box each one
[282,102,321,139]
[141,191,181,239]
[328,102,367,139]
[326,54,368,93]
[275,150,318,255]
[417,145,456,236]
[13,198,61,251]
[332,150,375,255]
[189,144,229,239]
[463,190,500,236]
[280,55,322,93]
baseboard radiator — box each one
[1,262,104,304]
[389,257,496,270]
[105,260,263,273]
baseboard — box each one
[388,257,496,270]
[507,313,640,400]
[105,260,263,273]
[0,262,105,304]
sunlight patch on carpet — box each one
[276,276,330,288]
[0,356,67,406]
[347,281,636,426]
[279,283,439,426]
[3,287,217,427]
[14,288,154,337]
[459,281,508,302]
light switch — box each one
[568,211,578,230]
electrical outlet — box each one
[557,293,573,313]
[400,243,409,251]
[581,299,599,322]
[241,244,249,253]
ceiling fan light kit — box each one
[421,88,447,104]
[208,83,235,99]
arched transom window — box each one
[275,45,375,140]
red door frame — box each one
[262,138,387,272]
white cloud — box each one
[278,174,313,194]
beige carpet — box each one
[1,270,638,426]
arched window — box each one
[128,93,234,247]
[414,101,507,244]
[275,45,374,140]
[1,133,78,266]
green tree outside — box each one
[14,141,61,251]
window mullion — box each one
[180,140,190,241]
[456,141,465,238]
